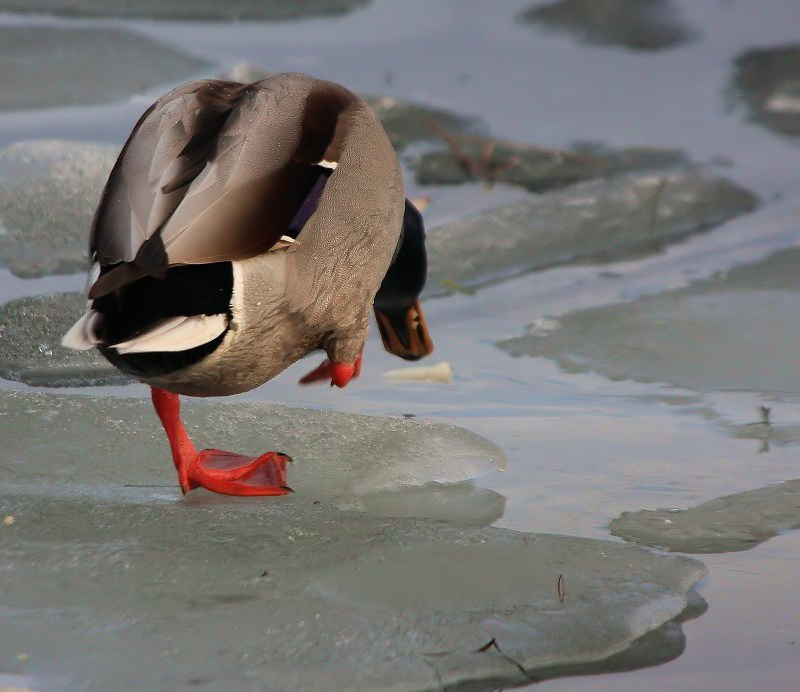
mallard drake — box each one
[63,73,433,496]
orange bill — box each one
[374,298,434,361]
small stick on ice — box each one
[383,361,452,383]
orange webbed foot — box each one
[150,387,293,497]
[183,449,293,496]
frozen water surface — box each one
[0,390,706,689]
[0,141,117,277]
[0,26,209,112]
[415,139,689,192]
[426,171,757,296]
[0,390,504,499]
[0,495,706,690]
[0,0,371,21]
[498,246,800,395]
[611,480,800,554]
[0,293,125,386]
[518,0,697,51]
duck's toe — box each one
[186,449,293,496]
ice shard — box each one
[498,247,800,395]
[611,480,800,554]
[427,171,757,296]
[0,26,209,111]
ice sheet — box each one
[0,26,209,112]
[0,0,369,20]
[0,389,708,688]
[518,0,697,51]
[0,293,125,386]
[0,390,504,500]
[498,246,800,395]
[611,480,800,554]
[0,140,117,277]
[732,45,800,137]
[0,487,706,690]
[415,138,689,192]
[426,170,757,296]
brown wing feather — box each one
[89,74,357,299]
[90,81,245,266]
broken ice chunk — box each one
[415,137,689,192]
[0,481,706,689]
[0,390,504,498]
[0,27,209,111]
[0,141,118,278]
[519,0,698,50]
[426,171,757,296]
[0,293,127,387]
[498,246,800,395]
[611,480,800,553]
[732,45,800,137]
[0,0,371,20]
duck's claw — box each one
[298,352,363,387]
[184,449,293,496]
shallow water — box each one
[2,0,800,689]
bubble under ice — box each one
[0,393,706,690]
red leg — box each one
[298,352,363,387]
[150,387,291,496]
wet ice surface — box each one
[0,293,126,386]
[610,480,800,554]
[0,498,705,690]
[0,141,117,277]
[518,0,697,50]
[0,26,209,112]
[415,139,689,192]
[3,1,800,689]
[498,246,800,394]
[0,390,707,689]
[426,171,757,296]
[0,0,370,20]
[0,390,504,500]
[732,45,800,137]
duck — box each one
[62,72,433,497]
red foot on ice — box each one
[298,352,363,387]
[184,448,292,496]
[150,387,293,497]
